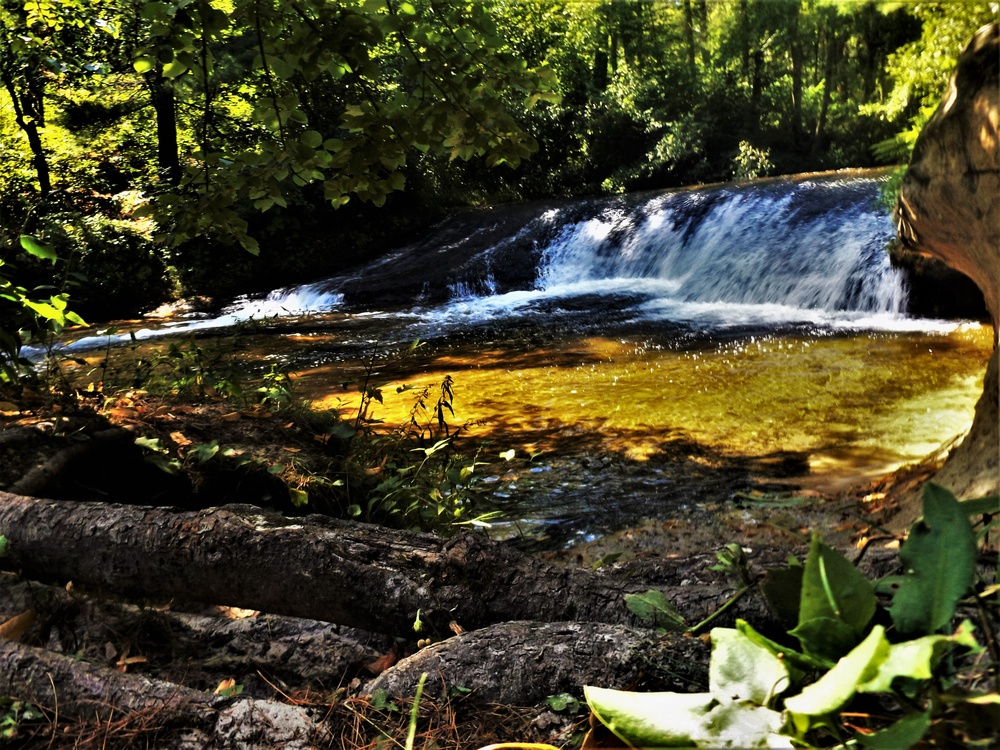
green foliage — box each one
[545,692,581,714]
[885,483,978,637]
[790,534,876,663]
[0,698,43,741]
[624,589,686,631]
[585,483,998,749]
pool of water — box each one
[282,318,993,493]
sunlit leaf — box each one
[584,685,713,747]
[709,627,789,706]
[19,235,57,263]
[784,626,890,716]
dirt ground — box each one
[0,388,963,748]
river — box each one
[52,170,994,545]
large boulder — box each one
[895,23,999,504]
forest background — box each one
[0,0,996,357]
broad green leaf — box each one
[858,635,950,693]
[790,616,859,664]
[19,235,57,263]
[0,536,7,557]
[700,701,791,748]
[793,534,875,660]
[784,626,890,717]
[162,58,188,78]
[857,710,931,749]
[735,620,828,675]
[188,441,220,463]
[300,130,324,148]
[709,627,789,706]
[625,589,686,630]
[760,565,803,629]
[134,436,166,453]
[289,488,308,507]
[959,494,1000,516]
[889,484,976,636]
[133,56,155,74]
[22,299,64,323]
[584,686,713,747]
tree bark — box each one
[0,493,766,638]
[146,69,182,185]
[810,28,840,160]
[789,2,804,144]
[2,74,51,196]
[0,639,325,749]
[363,620,709,705]
[895,23,1000,509]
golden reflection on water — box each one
[303,324,994,491]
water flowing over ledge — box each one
[39,170,972,359]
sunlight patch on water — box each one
[305,324,993,491]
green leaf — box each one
[792,534,875,660]
[760,565,803,630]
[857,710,931,749]
[790,616,859,665]
[0,536,7,557]
[19,235,57,264]
[584,685,713,747]
[300,130,324,148]
[735,620,828,675]
[162,58,188,78]
[188,441,220,463]
[959,494,1000,516]
[546,692,580,713]
[134,436,167,453]
[889,484,977,636]
[857,635,951,693]
[625,589,686,630]
[700,702,789,748]
[784,626,890,717]
[133,56,156,74]
[289,488,309,507]
[709,627,790,706]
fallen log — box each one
[0,493,757,637]
[0,572,384,698]
[363,620,709,705]
[0,638,326,749]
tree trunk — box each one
[2,74,51,196]
[363,620,709,705]
[0,639,325,749]
[0,493,757,638]
[682,0,696,73]
[694,0,709,66]
[146,70,182,185]
[789,3,804,143]
[810,28,840,160]
[895,23,1000,512]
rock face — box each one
[895,23,999,501]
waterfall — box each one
[537,180,904,312]
[38,171,938,360]
[430,173,911,330]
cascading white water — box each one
[431,174,918,331]
[538,182,905,313]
